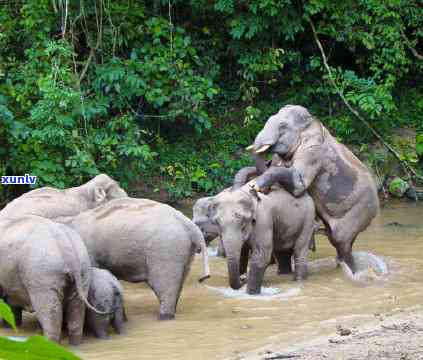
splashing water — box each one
[205,285,301,301]
[340,251,390,285]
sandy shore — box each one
[239,306,423,360]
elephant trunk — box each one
[227,256,243,290]
[254,152,268,175]
[224,236,243,289]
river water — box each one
[1,200,422,359]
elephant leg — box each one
[148,263,185,320]
[65,294,86,345]
[247,246,272,295]
[328,196,375,274]
[293,221,314,281]
[112,307,125,335]
[87,313,110,339]
[239,242,250,276]
[247,264,267,295]
[29,289,63,343]
[274,250,293,275]
[217,237,226,257]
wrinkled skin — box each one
[0,216,96,345]
[67,198,210,320]
[85,268,127,339]
[0,174,127,221]
[208,180,315,294]
[245,105,379,272]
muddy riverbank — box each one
[0,200,422,359]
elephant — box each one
[204,179,315,294]
[66,197,210,320]
[85,268,127,339]
[241,105,379,273]
[0,215,104,345]
[0,174,128,221]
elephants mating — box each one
[242,105,379,273]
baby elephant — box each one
[86,268,126,339]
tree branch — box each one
[400,28,423,61]
[308,18,423,182]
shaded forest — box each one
[0,0,422,202]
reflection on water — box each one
[1,200,422,360]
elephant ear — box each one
[93,186,107,205]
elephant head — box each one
[192,196,220,244]
[249,105,313,173]
[211,190,257,289]
[85,174,128,207]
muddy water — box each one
[1,201,422,359]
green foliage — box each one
[417,134,423,158]
[0,336,81,360]
[0,0,422,201]
[0,300,80,359]
[0,300,16,330]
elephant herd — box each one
[0,105,379,346]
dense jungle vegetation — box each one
[0,0,422,202]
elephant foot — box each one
[159,313,175,321]
[69,334,84,346]
[294,271,308,281]
[247,264,266,295]
[294,260,308,281]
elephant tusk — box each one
[245,144,255,151]
[255,144,271,153]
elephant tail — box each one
[191,223,210,283]
[57,225,112,315]
[172,209,210,282]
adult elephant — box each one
[241,105,379,272]
[0,215,103,345]
[66,198,210,320]
[208,180,315,294]
[193,193,296,276]
[0,174,127,221]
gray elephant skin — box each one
[85,268,127,339]
[0,174,127,221]
[200,180,315,294]
[67,198,210,320]
[0,215,102,345]
[247,105,379,272]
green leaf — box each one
[0,300,16,331]
[0,335,81,360]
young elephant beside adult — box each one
[204,180,315,294]
[243,105,379,273]
[0,174,127,221]
[0,216,103,345]
[85,268,127,339]
[66,198,210,320]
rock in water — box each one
[388,177,409,198]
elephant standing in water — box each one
[200,180,315,294]
[0,216,103,345]
[0,174,127,221]
[66,198,210,320]
[239,105,379,272]
[85,268,127,339]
